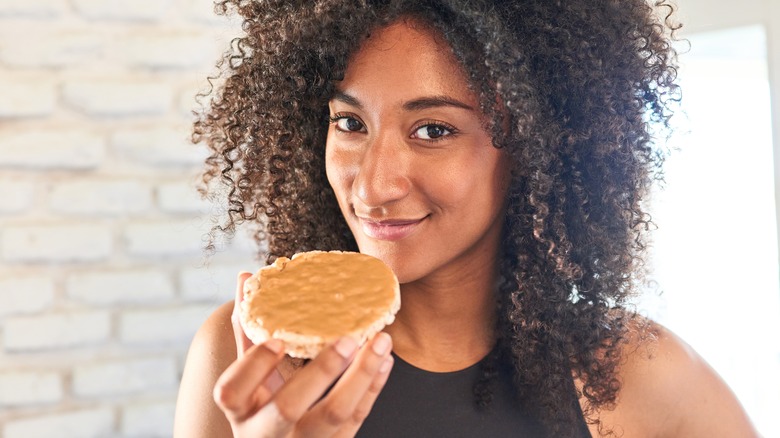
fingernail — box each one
[379,356,394,374]
[237,271,253,284]
[372,333,391,356]
[334,337,358,359]
[264,339,284,354]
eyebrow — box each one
[331,91,364,109]
[331,91,474,112]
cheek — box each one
[431,161,475,205]
[447,157,508,223]
[324,149,337,192]
[427,148,507,211]
[325,141,366,226]
[325,140,350,197]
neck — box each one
[384,257,500,372]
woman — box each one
[174,0,758,436]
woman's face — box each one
[326,20,510,284]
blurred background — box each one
[0,1,251,436]
[0,0,778,437]
[639,1,780,437]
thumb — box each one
[232,271,254,358]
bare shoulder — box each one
[592,318,759,437]
[173,300,236,438]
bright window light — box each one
[640,25,780,437]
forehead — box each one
[335,20,476,107]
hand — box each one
[213,272,394,438]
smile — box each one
[357,216,427,241]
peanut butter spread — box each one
[241,251,400,356]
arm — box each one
[173,300,237,438]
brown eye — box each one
[334,117,365,132]
[413,124,452,140]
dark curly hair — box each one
[194,0,680,436]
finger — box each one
[231,271,254,358]
[270,337,359,424]
[242,400,293,438]
[332,355,393,438]
[297,333,393,436]
[264,364,286,394]
[213,339,285,421]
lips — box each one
[357,216,427,241]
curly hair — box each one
[194,0,680,435]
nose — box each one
[353,132,411,208]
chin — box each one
[356,241,428,285]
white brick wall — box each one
[0,276,55,317]
[4,312,111,351]
[0,2,244,435]
[179,263,253,301]
[156,180,211,214]
[63,80,174,117]
[0,0,68,17]
[0,179,36,214]
[66,270,175,306]
[0,31,101,68]
[117,33,216,69]
[0,371,63,406]
[121,400,176,437]
[3,408,114,438]
[112,126,207,167]
[71,0,173,22]
[0,129,105,170]
[2,224,113,263]
[0,79,56,117]
[124,220,209,257]
[73,357,178,397]
[49,179,153,216]
[119,305,217,345]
